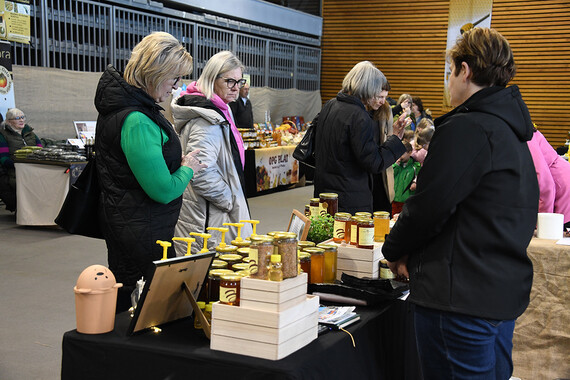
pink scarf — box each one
[181,82,245,169]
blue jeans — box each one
[414,305,515,380]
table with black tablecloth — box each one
[62,300,420,380]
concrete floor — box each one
[0,184,314,380]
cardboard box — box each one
[210,294,319,360]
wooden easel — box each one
[182,281,211,339]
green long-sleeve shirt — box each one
[120,112,193,204]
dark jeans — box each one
[414,305,515,380]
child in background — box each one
[402,130,415,145]
[411,124,434,165]
[392,141,421,216]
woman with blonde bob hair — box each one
[94,31,206,312]
[312,60,408,214]
[171,50,252,255]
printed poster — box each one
[0,0,31,44]
[255,145,299,192]
[0,39,14,119]
[443,0,493,108]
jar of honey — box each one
[379,259,395,280]
[219,274,243,306]
[357,218,375,249]
[333,212,352,243]
[317,243,338,283]
[207,269,234,303]
[274,232,298,279]
[248,235,274,279]
[218,253,243,271]
[299,252,311,282]
[304,204,311,217]
[350,216,361,246]
[304,247,325,284]
[319,193,339,216]
[373,211,390,242]
[309,198,320,218]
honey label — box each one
[319,202,328,216]
[333,220,346,239]
[249,248,258,274]
[220,285,237,303]
[380,266,395,279]
[350,224,358,244]
[310,205,320,218]
[358,227,374,246]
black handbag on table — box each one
[55,158,103,239]
[292,121,316,168]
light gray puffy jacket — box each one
[171,96,252,255]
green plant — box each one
[307,214,334,244]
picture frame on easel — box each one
[287,209,311,241]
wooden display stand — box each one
[336,242,384,280]
[210,273,319,360]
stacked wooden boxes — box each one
[336,242,384,280]
[210,272,319,360]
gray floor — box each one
[0,184,314,380]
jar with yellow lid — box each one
[317,243,338,283]
[218,253,243,270]
[304,247,325,284]
[373,211,390,242]
[357,218,375,249]
[236,247,250,258]
[249,235,274,279]
[333,212,351,243]
[379,259,395,280]
[211,259,229,269]
[354,211,372,219]
[298,240,316,251]
[299,252,311,282]
[274,232,298,279]
[220,274,243,306]
[319,193,338,216]
[304,204,311,217]
[216,244,238,255]
[349,216,362,245]
[309,198,320,218]
[231,239,250,249]
[208,269,234,303]
[232,262,250,273]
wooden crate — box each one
[210,294,319,360]
[240,272,308,310]
[336,242,384,280]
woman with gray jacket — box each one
[172,51,252,255]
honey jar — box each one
[274,232,298,279]
[350,216,361,245]
[379,259,395,280]
[333,212,351,243]
[317,243,338,283]
[304,247,325,284]
[218,253,243,271]
[373,211,390,242]
[319,193,339,216]
[304,204,311,217]
[248,235,274,279]
[357,218,375,249]
[309,198,320,218]
[219,274,243,306]
[207,269,234,303]
[299,252,311,282]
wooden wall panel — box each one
[321,0,570,148]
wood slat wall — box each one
[321,0,570,148]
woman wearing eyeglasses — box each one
[94,32,206,312]
[0,108,43,212]
[171,50,252,255]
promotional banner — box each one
[443,0,493,107]
[255,145,299,192]
[0,39,14,119]
[0,0,31,44]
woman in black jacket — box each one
[313,61,407,214]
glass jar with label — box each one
[304,204,311,217]
[350,216,362,245]
[304,247,325,284]
[299,252,311,282]
[207,269,234,303]
[357,218,375,249]
[379,259,395,280]
[218,253,243,271]
[309,198,320,218]
[220,274,243,306]
[333,212,352,243]
[274,232,298,279]
[319,193,339,216]
[248,235,274,279]
[373,211,391,242]
[317,243,338,283]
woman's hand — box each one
[387,255,409,280]
[392,112,409,139]
[182,149,208,173]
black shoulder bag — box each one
[55,158,103,239]
[293,121,316,168]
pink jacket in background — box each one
[527,130,570,224]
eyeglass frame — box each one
[9,115,26,121]
[218,76,247,89]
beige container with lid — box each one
[74,265,123,334]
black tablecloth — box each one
[62,300,420,380]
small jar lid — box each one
[249,234,273,243]
[237,247,250,256]
[303,247,325,254]
[266,231,286,237]
[316,243,338,252]
[275,232,297,241]
[298,240,316,248]
[374,211,390,217]
[231,239,251,248]
[211,259,229,269]
[235,270,250,277]
[220,274,243,282]
[219,253,243,261]
[209,269,234,278]
[232,262,250,271]
[355,212,372,218]
[334,212,352,219]
[299,252,311,260]
[216,245,238,253]
[319,192,338,199]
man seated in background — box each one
[229,82,254,129]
